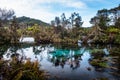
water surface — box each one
[0,44,119,80]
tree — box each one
[69,12,83,28]
[70,13,75,27]
[108,5,120,27]
[74,13,83,27]
[90,5,119,29]
[115,17,120,28]
[114,5,120,28]
[51,12,83,28]
[90,16,99,26]
[97,9,110,29]
[55,17,60,27]
[89,16,105,41]
[51,20,55,27]
[0,8,14,27]
[61,13,67,27]
[10,16,19,43]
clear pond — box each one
[0,43,120,80]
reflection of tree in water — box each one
[33,45,46,61]
[3,44,33,60]
[108,46,120,76]
[33,45,46,54]
[70,54,81,70]
[89,44,120,77]
[0,44,10,59]
[48,48,85,70]
[4,44,19,59]
[5,44,27,63]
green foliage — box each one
[91,49,103,54]
[107,27,119,33]
[109,47,120,56]
[90,5,120,29]
[98,62,108,68]
[106,27,120,43]
[0,27,11,44]
[27,27,34,31]
[90,49,109,68]
[90,59,108,68]
[115,34,120,44]
[52,12,83,28]
[99,35,109,43]
[0,5,120,44]
[90,49,105,59]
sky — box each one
[0,0,120,27]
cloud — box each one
[0,0,55,22]
[82,15,93,27]
[53,0,87,9]
[65,0,87,9]
[0,0,91,26]
[33,0,87,9]
[0,0,87,10]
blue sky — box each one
[0,0,120,27]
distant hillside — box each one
[16,16,50,26]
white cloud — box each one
[82,11,98,27]
[64,0,87,9]
[0,0,91,26]
[33,0,87,9]
[0,0,87,10]
[0,0,56,23]
[82,16,92,27]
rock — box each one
[110,67,118,70]
[87,67,92,71]
[96,68,104,72]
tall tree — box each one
[55,17,60,27]
[51,12,83,28]
[10,16,19,43]
[89,16,105,41]
[97,9,110,29]
[0,8,14,27]
[71,13,75,27]
[61,13,67,27]
[51,20,55,27]
[74,13,83,27]
[115,17,120,28]
[90,16,99,25]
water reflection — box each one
[0,44,119,80]
[47,47,86,70]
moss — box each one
[98,62,108,68]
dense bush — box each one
[0,56,46,80]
